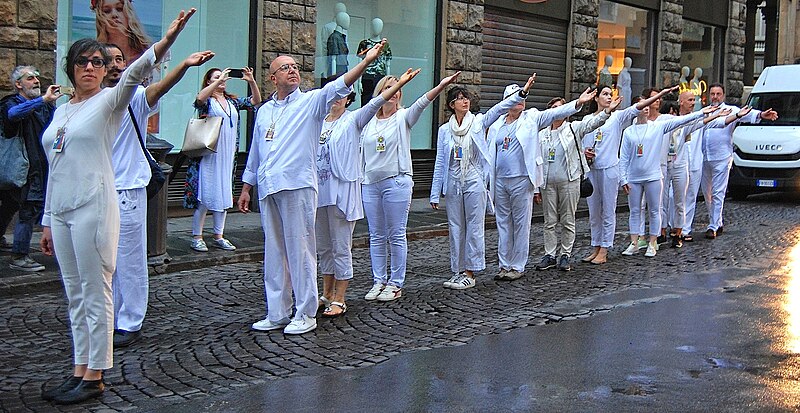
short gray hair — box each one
[10,65,38,86]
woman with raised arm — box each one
[316,68,420,316]
[361,71,461,302]
[579,84,672,265]
[429,82,525,290]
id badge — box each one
[636,143,644,157]
[453,145,463,160]
[548,148,556,162]
[668,142,676,157]
[53,127,66,153]
[594,131,603,143]
[502,136,511,151]
[376,136,386,152]
[265,128,275,141]
[319,130,331,145]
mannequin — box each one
[317,2,347,79]
[690,67,704,110]
[597,55,613,86]
[327,11,350,78]
[679,66,691,88]
[617,57,632,109]
[357,17,393,106]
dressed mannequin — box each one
[598,55,613,86]
[318,3,346,64]
[679,66,691,88]
[357,17,393,106]
[690,67,704,110]
[617,57,632,109]
[327,11,350,78]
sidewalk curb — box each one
[1,206,614,296]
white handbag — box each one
[180,116,222,157]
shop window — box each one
[680,20,723,108]
[597,1,653,99]
[56,0,252,152]
[316,0,437,149]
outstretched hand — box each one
[760,108,779,121]
[522,73,537,94]
[701,105,722,115]
[398,68,421,86]
[438,71,461,87]
[578,87,596,106]
[736,106,753,118]
[608,96,622,112]
[363,39,387,64]
[164,8,196,42]
[185,50,215,67]
[718,108,733,117]
[659,85,680,96]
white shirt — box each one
[580,104,641,169]
[655,113,707,169]
[361,95,432,184]
[539,110,609,188]
[112,86,158,190]
[619,111,704,184]
[242,76,350,199]
[702,103,762,162]
[42,47,158,226]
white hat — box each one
[503,84,521,99]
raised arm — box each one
[354,68,421,129]
[657,108,709,135]
[241,66,262,106]
[341,39,386,87]
[404,71,462,128]
[195,68,228,105]
[636,85,679,110]
[152,8,196,63]
[147,50,215,107]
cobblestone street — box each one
[2,199,799,412]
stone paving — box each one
[1,199,799,412]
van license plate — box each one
[756,180,777,188]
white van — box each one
[729,64,800,200]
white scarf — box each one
[449,111,476,183]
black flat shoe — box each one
[52,379,104,405]
[41,375,82,401]
[114,329,142,348]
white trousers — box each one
[259,188,318,321]
[701,157,732,231]
[587,166,620,248]
[192,203,227,236]
[52,186,119,370]
[112,188,148,332]
[542,179,580,257]
[495,176,534,272]
[683,168,703,235]
[628,179,663,237]
[315,205,356,281]
[445,173,486,274]
[661,163,689,230]
[362,174,413,287]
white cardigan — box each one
[539,110,610,188]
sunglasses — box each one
[75,56,107,68]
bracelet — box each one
[736,113,742,119]
[518,90,529,98]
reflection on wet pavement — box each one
[784,240,800,353]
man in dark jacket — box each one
[0,66,59,272]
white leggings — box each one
[192,203,227,236]
[628,179,663,237]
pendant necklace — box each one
[53,98,89,153]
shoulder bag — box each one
[180,109,222,158]
[0,129,29,190]
[569,124,593,198]
[128,106,166,199]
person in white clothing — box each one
[487,79,593,280]
[535,93,618,272]
[619,92,724,257]
[361,70,461,302]
[185,66,262,252]
[429,83,526,290]
[103,44,214,348]
[38,9,194,405]
[238,40,388,335]
[579,85,668,265]
[700,83,778,239]
[316,68,420,317]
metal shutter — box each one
[481,7,568,112]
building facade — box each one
[0,0,750,202]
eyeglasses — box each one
[74,56,107,68]
[450,96,470,104]
[271,63,299,75]
[15,71,40,81]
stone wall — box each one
[569,0,599,100]
[262,0,317,95]
[444,0,483,121]
[658,0,683,88]
[0,0,57,98]
[725,0,747,104]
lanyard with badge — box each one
[266,97,289,141]
[53,99,89,153]
[500,120,518,151]
[373,116,394,153]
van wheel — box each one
[729,189,748,201]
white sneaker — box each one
[283,314,317,335]
[622,243,638,256]
[212,238,236,251]
[190,238,208,252]
[644,243,657,257]
[451,276,476,290]
[251,317,290,331]
[443,274,463,288]
[9,256,45,272]
[365,283,385,300]
[376,284,402,301]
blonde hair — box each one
[373,75,404,116]
[93,0,151,57]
